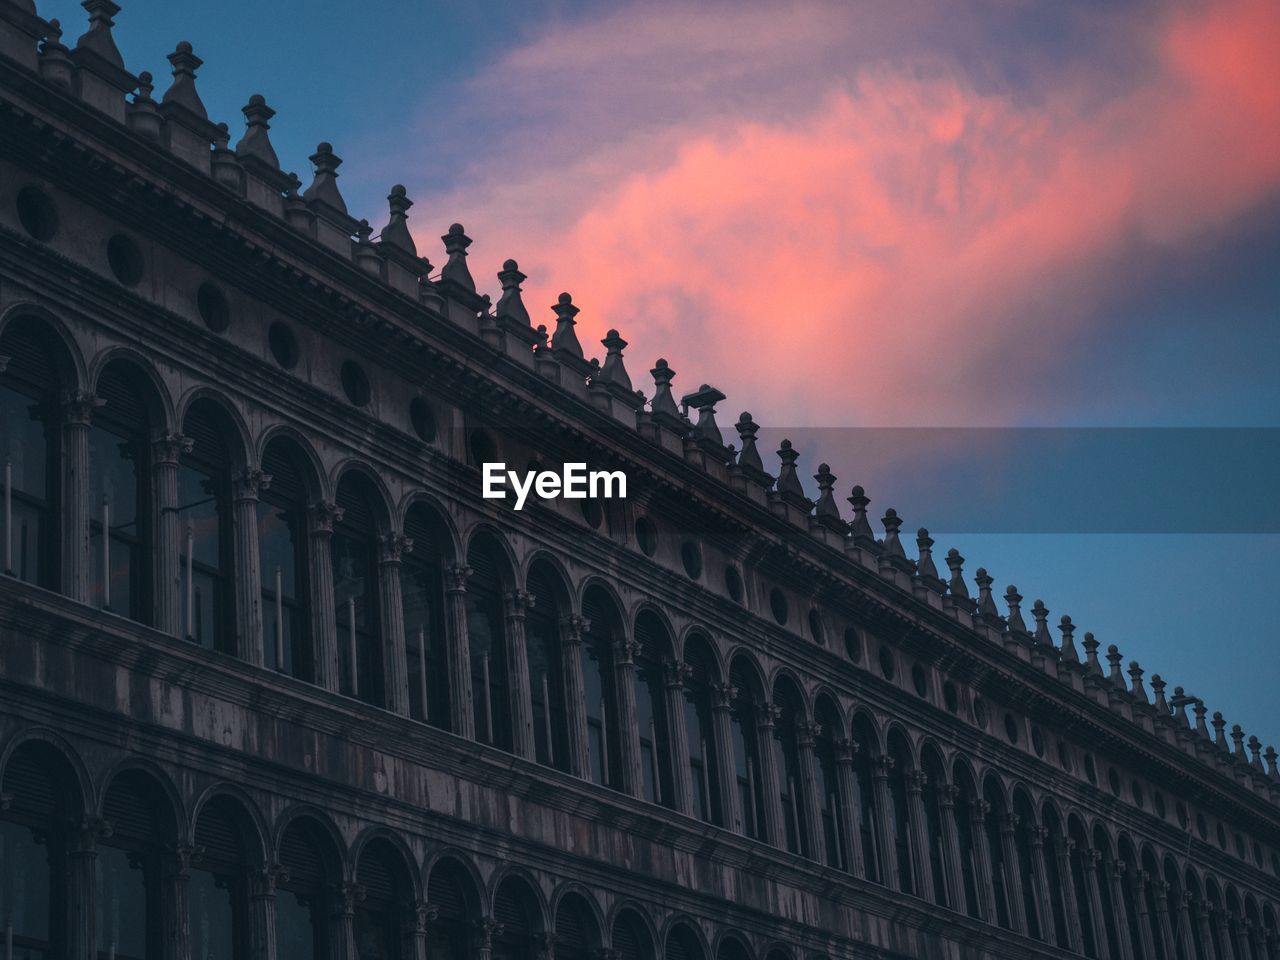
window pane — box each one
[0,383,49,586]
[189,870,235,960]
[89,424,141,619]
[96,846,148,959]
[276,890,317,959]
[1,820,50,945]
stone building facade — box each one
[0,2,1278,959]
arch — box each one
[813,693,848,870]
[850,710,884,885]
[553,888,604,960]
[88,347,174,430]
[493,869,547,960]
[189,787,265,958]
[773,672,811,857]
[678,625,725,679]
[277,808,346,960]
[425,853,484,960]
[490,865,549,932]
[634,605,677,808]
[884,726,918,897]
[576,575,627,628]
[728,651,769,843]
[950,757,982,920]
[97,755,186,836]
[398,489,462,563]
[681,629,723,825]
[663,919,709,960]
[918,741,949,906]
[1140,845,1169,960]
[1067,812,1097,957]
[257,424,329,500]
[715,932,755,960]
[610,904,658,960]
[0,726,91,812]
[0,301,87,387]
[467,528,519,750]
[175,387,252,468]
[523,556,571,770]
[333,466,392,706]
[189,783,268,862]
[333,459,394,533]
[581,581,627,790]
[1040,801,1072,949]
[355,831,421,959]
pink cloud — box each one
[416,0,1280,427]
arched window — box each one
[952,762,981,918]
[1163,859,1189,960]
[665,923,705,960]
[493,876,540,960]
[190,795,253,959]
[334,472,386,707]
[553,894,600,960]
[718,935,752,960]
[355,838,416,960]
[277,816,340,959]
[402,503,451,729]
[467,534,512,750]
[526,562,569,770]
[983,776,1011,929]
[887,730,915,895]
[1069,816,1097,956]
[851,716,881,884]
[920,747,949,905]
[259,438,314,680]
[581,586,623,789]
[773,678,809,857]
[1142,848,1168,960]
[1018,792,1046,941]
[1182,870,1206,960]
[426,859,478,960]
[1,740,79,958]
[1042,806,1071,948]
[611,909,654,960]
[178,401,235,653]
[1120,837,1147,960]
[729,658,767,841]
[634,610,674,808]
[815,698,845,870]
[90,361,156,623]
[683,635,722,825]
[0,318,64,588]
[98,769,176,960]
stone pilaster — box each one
[379,532,412,715]
[1134,872,1159,960]
[336,883,364,960]
[1000,814,1028,934]
[612,637,642,795]
[872,756,900,890]
[233,467,269,665]
[1194,900,1218,960]
[1030,826,1057,946]
[712,682,741,833]
[249,863,286,960]
[796,723,823,862]
[664,660,694,815]
[1081,848,1110,959]
[755,702,783,846]
[968,800,995,920]
[68,815,109,960]
[906,770,935,899]
[308,500,342,691]
[504,588,535,759]
[473,918,503,960]
[1057,837,1084,952]
[560,615,591,777]
[152,431,192,634]
[938,784,967,909]
[445,563,475,738]
[408,902,436,960]
[834,739,863,876]
[61,390,99,603]
[166,841,201,960]
[1108,859,1135,960]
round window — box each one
[808,609,825,645]
[341,360,371,406]
[107,233,144,286]
[196,282,230,333]
[724,565,743,603]
[911,663,928,697]
[268,322,298,369]
[769,587,789,625]
[844,627,863,664]
[635,516,658,556]
[681,540,702,579]
[410,397,436,443]
[878,646,896,681]
[16,186,57,241]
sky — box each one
[34,0,1280,742]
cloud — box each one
[414,0,1280,429]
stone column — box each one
[336,883,363,960]
[533,931,557,960]
[1173,890,1196,960]
[1108,860,1135,960]
[968,800,995,921]
[67,816,107,960]
[1154,881,1178,960]
[795,723,824,862]
[504,588,535,759]
[1000,814,1029,935]
[1216,911,1239,960]
[711,682,741,833]
[1134,872,1159,960]
[1232,918,1251,960]
[872,756,900,891]
[408,902,436,960]
[1029,826,1058,946]
[166,841,199,960]
[1057,837,1084,953]
[473,918,502,960]
[249,864,284,960]
[60,390,98,603]
[378,533,412,715]
[833,739,863,876]
[308,501,342,691]
[755,702,784,847]
[906,771,935,899]
[938,784,967,910]
[612,638,643,795]
[1195,900,1218,960]
[151,432,191,635]
[560,615,591,777]
[1082,848,1110,959]
[444,563,475,738]
[233,467,269,665]
[663,660,694,816]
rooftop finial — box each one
[1004,584,1027,633]
[1264,745,1278,780]
[1193,699,1210,739]
[303,142,348,214]
[916,529,940,582]
[1149,674,1168,714]
[974,568,997,618]
[1247,735,1264,772]
[1212,711,1228,750]
[439,223,475,293]
[847,485,874,542]
[945,549,969,601]
[597,330,633,390]
[649,359,680,418]
[161,40,207,118]
[550,293,584,360]
[76,0,125,68]
[814,464,841,523]
[236,94,279,169]
[881,509,906,558]
[379,185,417,256]
[682,385,726,446]
[1058,616,1079,664]
[493,260,531,326]
[1031,599,1051,645]
[1128,661,1148,703]
[735,413,764,473]
[1230,724,1246,759]
[1082,631,1102,676]
[1106,644,1124,686]
[775,440,805,499]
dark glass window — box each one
[178,406,233,653]
[814,711,844,868]
[635,612,674,807]
[684,638,722,825]
[467,537,511,749]
[773,683,809,857]
[581,591,622,788]
[527,565,569,770]
[277,818,336,960]
[190,799,249,960]
[259,441,311,681]
[334,475,384,707]
[729,661,767,841]
[97,771,172,960]
[402,507,450,729]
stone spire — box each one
[75,0,124,68]
[1128,661,1148,704]
[493,260,531,326]
[236,94,280,168]
[1004,585,1027,633]
[945,549,970,601]
[1058,616,1079,664]
[882,510,906,559]
[1031,600,1051,646]
[649,359,680,419]
[161,40,206,118]
[38,19,76,90]
[682,385,726,446]
[1230,724,1246,760]
[814,464,842,524]
[1193,699,1210,739]
[974,568,998,618]
[1150,674,1168,714]
[916,529,940,581]
[550,293,584,360]
[775,440,805,499]
[734,413,766,476]
[126,69,161,140]
[597,330,633,390]
[847,485,875,543]
[303,142,348,214]
[1247,735,1264,772]
[379,185,417,256]
[1212,712,1228,751]
[1082,632,1103,676]
[1106,644,1125,687]
[440,223,476,293]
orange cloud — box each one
[417,0,1280,428]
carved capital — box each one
[504,589,534,619]
[755,701,779,730]
[379,532,413,564]
[999,812,1019,834]
[834,737,857,763]
[61,389,103,425]
[413,901,439,934]
[533,932,557,960]
[340,881,366,915]
[940,783,959,808]
[712,682,736,710]
[72,814,112,852]
[250,862,289,896]
[614,637,638,665]
[796,721,820,750]
[308,500,343,535]
[150,430,193,465]
[233,467,271,501]
[1030,824,1048,848]
[165,841,203,878]
[664,659,691,690]
[474,917,504,948]
[445,563,472,594]
[560,614,589,645]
